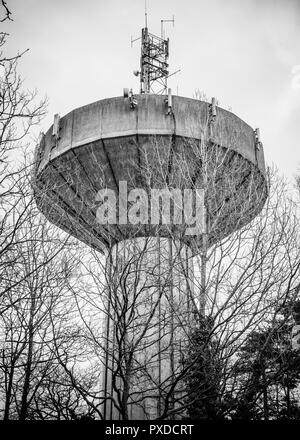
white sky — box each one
[2,0,300,180]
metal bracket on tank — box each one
[123,88,138,110]
[208,97,217,136]
[254,128,262,151]
[52,113,61,148]
[33,131,45,170]
[38,131,45,145]
[209,97,217,121]
[165,88,172,115]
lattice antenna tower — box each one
[131,8,176,95]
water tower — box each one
[32,17,268,420]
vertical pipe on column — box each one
[157,236,162,417]
[169,237,175,412]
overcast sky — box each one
[2,0,300,180]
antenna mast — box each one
[145,0,148,28]
[131,10,177,95]
[140,28,169,94]
[137,9,175,95]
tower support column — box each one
[102,236,194,420]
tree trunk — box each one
[4,363,15,421]
[262,368,269,420]
[19,308,35,420]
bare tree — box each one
[0,0,47,307]
[0,207,78,420]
